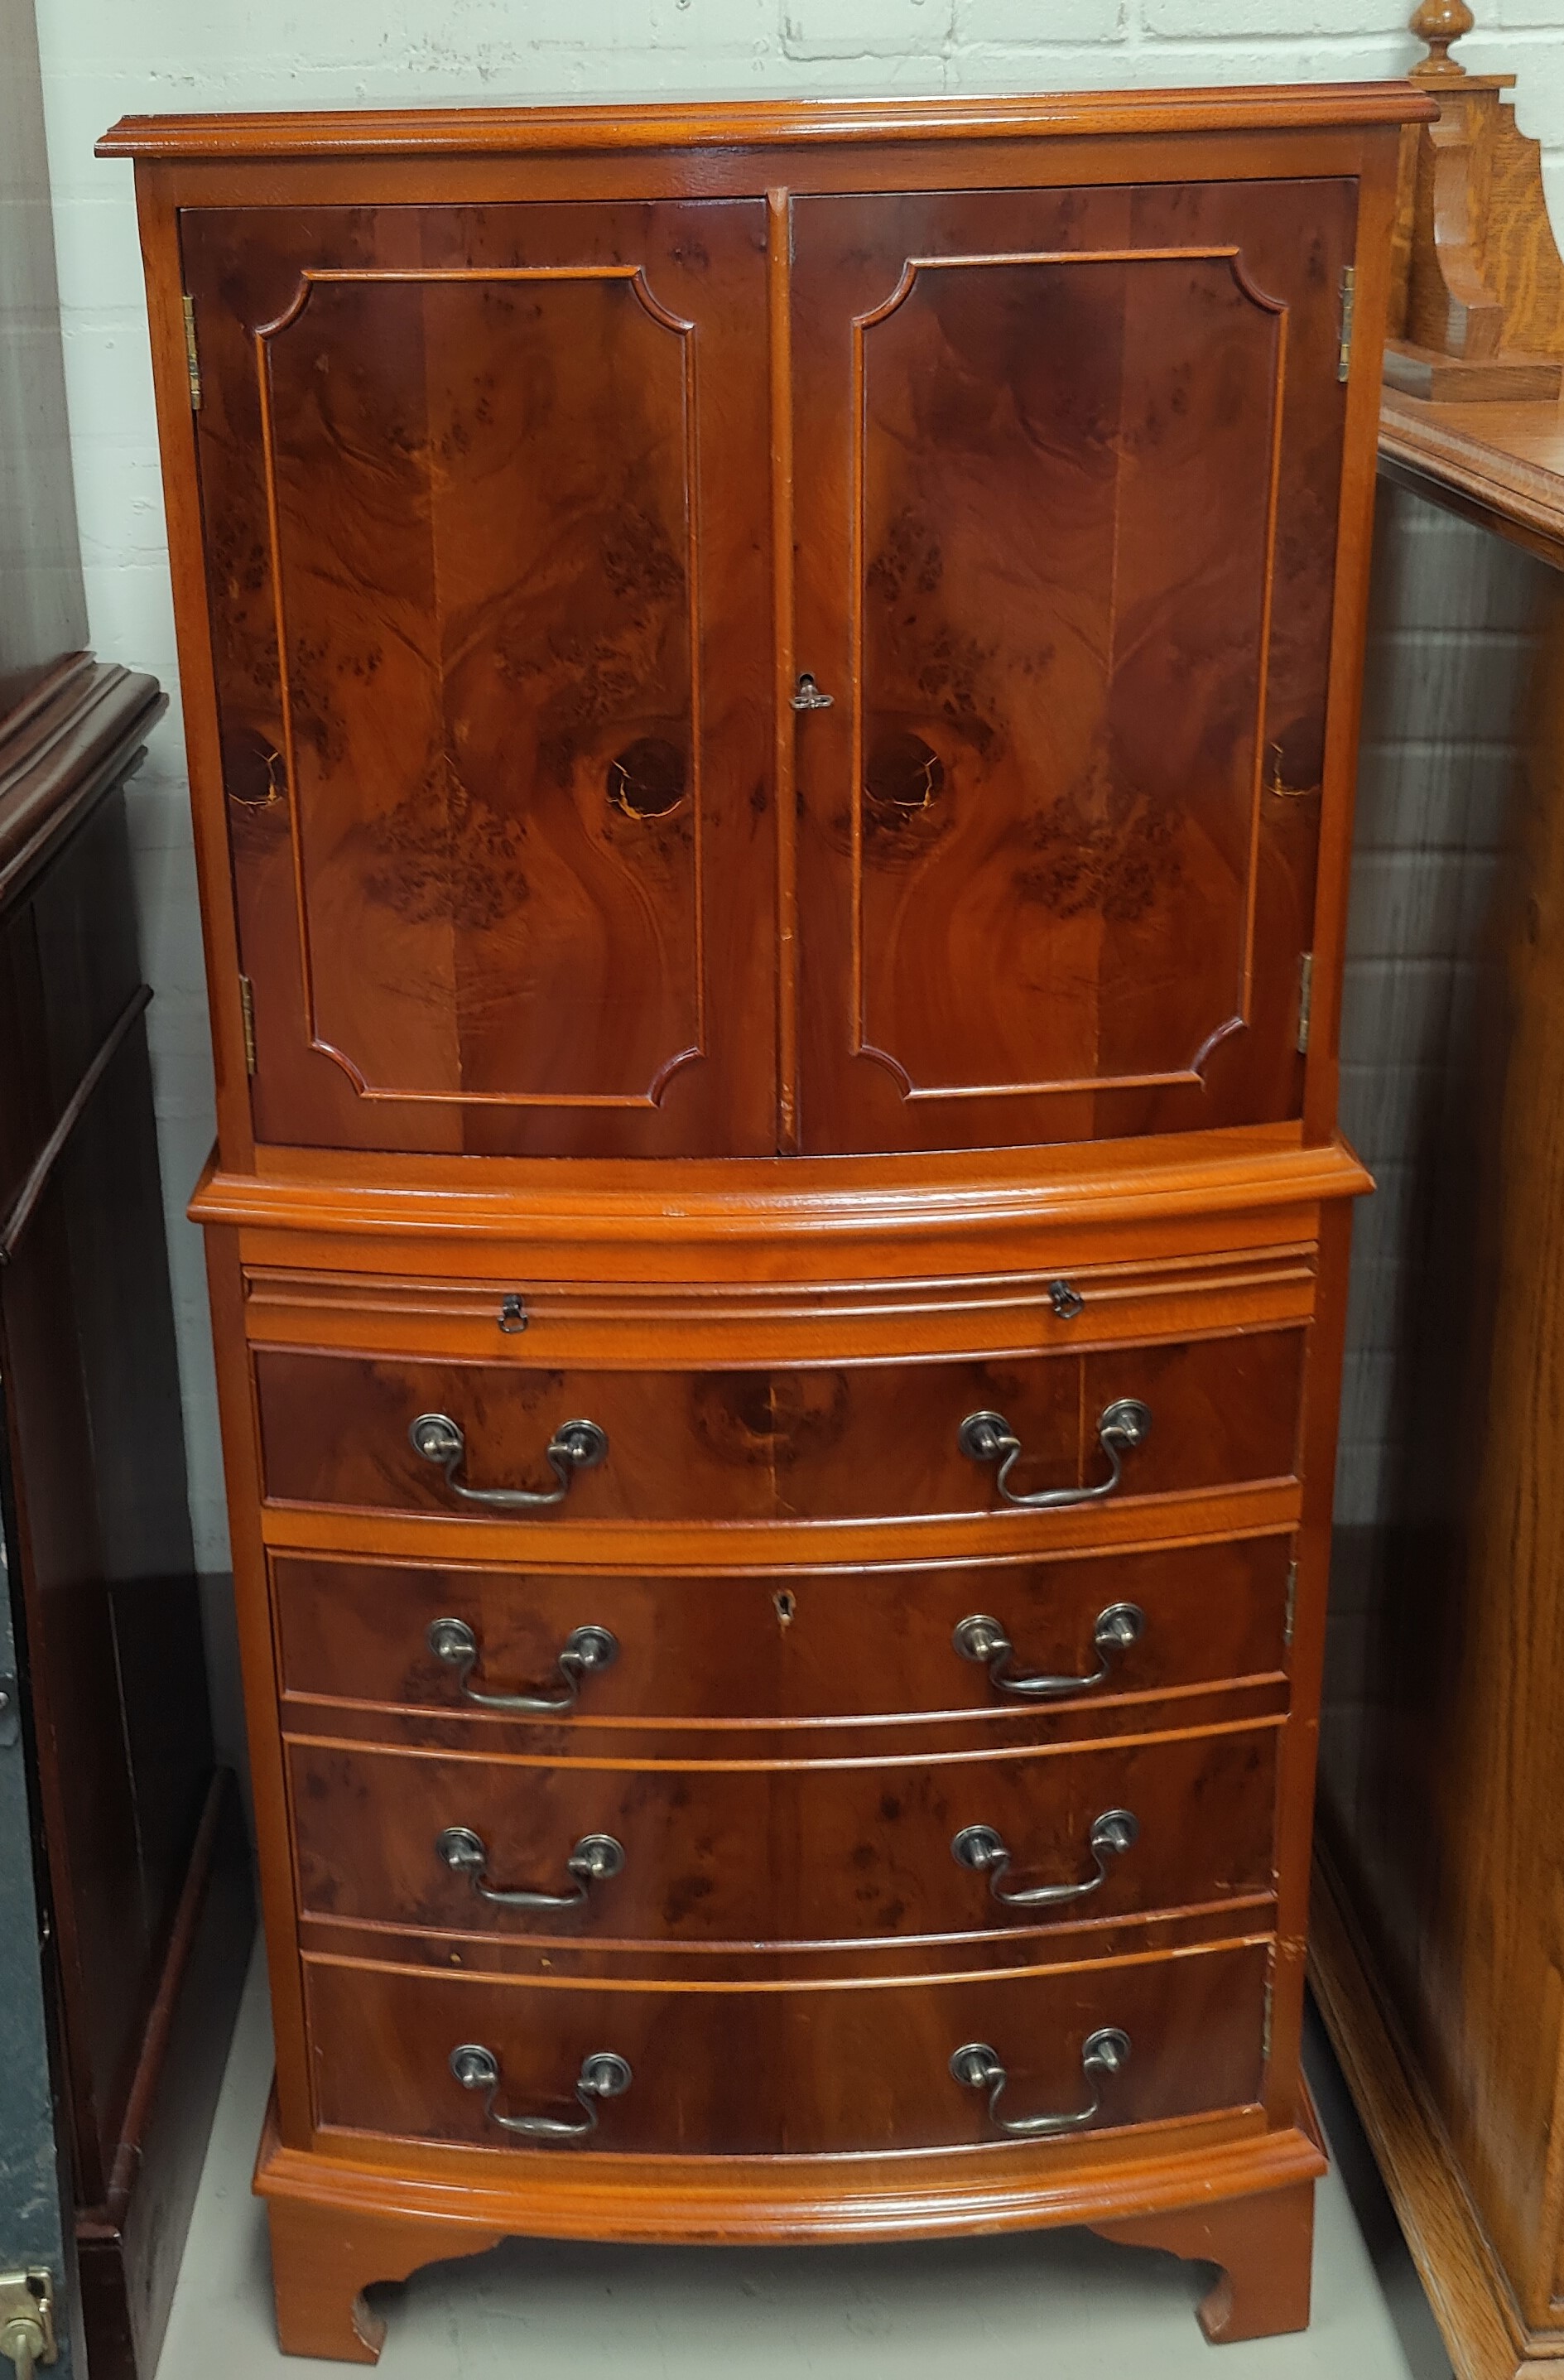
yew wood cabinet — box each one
[102,83,1427,2361]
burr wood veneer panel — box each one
[286,1722,1279,1949]
[271,1534,1294,1725]
[304,1934,1270,2156]
[253,1331,1306,1522]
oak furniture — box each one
[103,82,1427,2363]
[1,4,253,2370]
[1384,0,1564,405]
[1309,22,1564,2380]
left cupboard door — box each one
[181,202,778,1157]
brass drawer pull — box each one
[450,2044,631,2142]
[408,1412,608,1508]
[951,1809,1138,1907]
[959,1399,1152,1509]
[950,2027,1131,2138]
[953,1602,1144,1699]
[426,1616,618,1713]
[436,1825,625,1910]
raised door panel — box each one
[183,201,776,1155]
[792,180,1355,1152]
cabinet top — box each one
[98,81,1434,161]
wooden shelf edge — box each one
[253,2089,1324,2247]
[190,1131,1373,1247]
[1309,1841,1556,2380]
[255,1477,1303,1570]
[0,656,165,908]
[99,83,1436,161]
[1379,397,1564,575]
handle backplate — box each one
[950,2026,1130,2137]
[410,1412,608,1509]
[953,1602,1144,1700]
[436,1824,626,1910]
[450,2043,631,2142]
[951,1809,1138,1907]
[426,1616,618,1713]
[959,1399,1152,1510]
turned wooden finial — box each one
[1408,0,1475,79]
[1387,0,1564,400]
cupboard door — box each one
[183,202,776,1156]
[791,181,1355,1154]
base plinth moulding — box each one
[254,2091,1326,2363]
[265,2197,506,2364]
[1088,2180,1316,2344]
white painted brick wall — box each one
[26,0,1564,1564]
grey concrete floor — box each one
[155,1949,1455,2378]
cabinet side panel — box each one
[1321,491,1564,2327]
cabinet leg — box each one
[266,2195,505,2363]
[1088,2177,1316,2344]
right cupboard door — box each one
[791,180,1356,1154]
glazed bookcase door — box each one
[182,202,777,1157]
[791,180,1355,1154]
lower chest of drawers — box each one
[233,1239,1320,2171]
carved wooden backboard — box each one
[184,201,776,1156]
[792,181,1355,1152]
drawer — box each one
[287,1727,1278,1947]
[243,1246,1316,1363]
[253,1331,1306,1523]
[273,1536,1293,1725]
[304,1935,1269,2154]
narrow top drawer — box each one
[243,1245,1315,1366]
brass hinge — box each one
[1337,264,1356,383]
[238,974,257,1076]
[1284,1558,1298,1649]
[0,2269,58,2371]
[181,292,202,410]
[1297,951,1314,1054]
[1262,1977,1273,2065]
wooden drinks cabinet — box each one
[102,81,1429,2361]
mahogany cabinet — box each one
[0,665,255,2380]
[103,82,1427,2362]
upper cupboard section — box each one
[183,176,1356,1160]
[183,200,777,1156]
[792,179,1356,1152]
